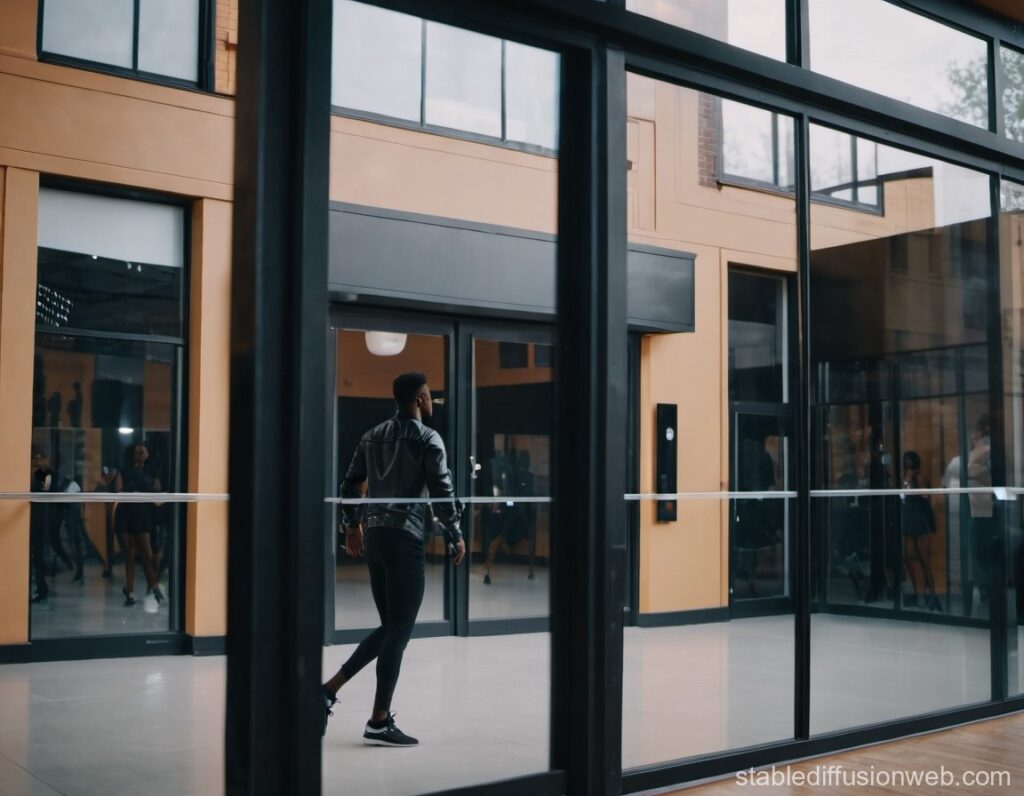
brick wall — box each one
[697,91,718,188]
[215,0,238,95]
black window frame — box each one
[36,0,216,92]
[230,0,1024,794]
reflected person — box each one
[114,443,165,607]
[29,449,68,603]
[321,372,465,746]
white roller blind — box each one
[38,189,184,268]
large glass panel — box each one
[468,336,552,621]
[505,42,560,150]
[424,22,502,136]
[325,19,558,792]
[1002,46,1024,145]
[333,329,448,629]
[810,125,993,734]
[331,0,422,120]
[30,335,179,638]
[626,0,786,61]
[809,0,989,127]
[41,0,134,69]
[137,0,200,82]
[1000,180,1024,695]
[623,75,796,768]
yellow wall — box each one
[0,167,39,643]
[0,1,234,646]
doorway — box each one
[327,313,553,641]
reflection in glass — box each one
[137,0,199,81]
[1003,47,1024,145]
[333,329,447,629]
[469,339,552,621]
[626,0,786,61]
[721,101,794,190]
[332,0,423,120]
[809,0,989,127]
[41,0,134,68]
[505,43,561,150]
[30,335,178,638]
[623,76,796,768]
[810,126,993,734]
[425,23,502,137]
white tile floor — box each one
[29,562,170,639]
[0,616,1007,796]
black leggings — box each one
[341,528,426,713]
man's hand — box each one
[344,524,364,557]
[450,537,466,566]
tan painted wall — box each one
[0,167,39,644]
[186,199,232,639]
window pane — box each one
[809,0,989,127]
[41,0,134,69]
[30,334,179,638]
[137,0,200,82]
[332,0,422,120]
[627,0,786,61]
[721,100,794,190]
[505,42,560,149]
[37,189,184,337]
[424,22,502,137]
[1002,46,1024,144]
[811,126,993,734]
[730,271,787,403]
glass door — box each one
[330,320,455,639]
[461,326,554,632]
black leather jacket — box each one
[340,414,462,543]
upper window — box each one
[626,0,786,61]
[331,0,560,151]
[36,188,185,338]
[1002,45,1024,144]
[40,0,202,84]
[809,0,989,128]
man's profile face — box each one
[417,384,433,418]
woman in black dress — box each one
[901,450,941,611]
[115,444,164,607]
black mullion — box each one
[986,173,1010,701]
[323,325,338,642]
[226,0,331,793]
[785,0,809,68]
[552,41,627,796]
[454,324,473,636]
[793,113,812,741]
[132,0,140,72]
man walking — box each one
[321,372,465,746]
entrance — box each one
[328,313,553,640]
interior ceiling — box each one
[971,0,1024,24]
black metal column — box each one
[226,0,332,793]
[551,43,628,796]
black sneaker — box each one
[151,586,166,605]
[363,713,418,747]
[123,588,136,607]
[321,688,337,737]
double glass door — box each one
[329,315,553,638]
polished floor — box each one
[0,615,1009,795]
[679,711,1024,795]
[29,561,170,638]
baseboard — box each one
[635,607,730,627]
[190,635,226,656]
[0,634,189,663]
[0,644,32,664]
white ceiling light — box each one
[365,331,407,356]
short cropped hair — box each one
[393,372,428,405]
